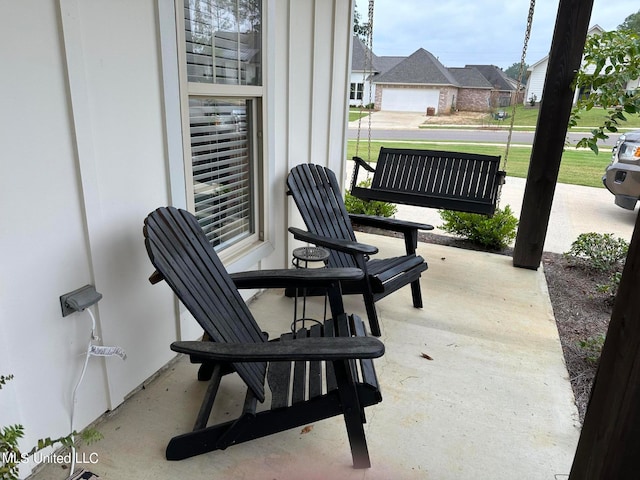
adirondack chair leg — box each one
[193,364,224,430]
[333,359,372,468]
[410,279,423,309]
[363,294,381,337]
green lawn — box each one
[348,140,611,188]
[495,105,640,130]
[349,108,371,122]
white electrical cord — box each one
[68,308,126,478]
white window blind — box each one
[184,0,262,85]
[190,97,254,250]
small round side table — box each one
[291,246,330,333]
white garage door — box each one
[381,87,440,113]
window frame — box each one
[350,82,364,101]
[175,0,266,260]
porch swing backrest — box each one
[350,147,506,216]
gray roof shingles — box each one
[448,67,493,88]
[466,64,515,91]
[373,48,459,85]
[352,36,403,74]
[352,40,516,91]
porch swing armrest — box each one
[353,156,376,173]
[497,170,507,185]
[350,156,376,192]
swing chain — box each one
[354,0,375,163]
[503,0,535,175]
[499,0,535,208]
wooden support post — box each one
[569,212,640,479]
[512,0,594,269]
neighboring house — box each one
[525,25,610,105]
[352,41,517,114]
[466,64,525,107]
[447,66,494,112]
[349,36,403,107]
[372,48,520,114]
[0,1,352,477]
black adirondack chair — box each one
[143,206,384,468]
[287,163,433,337]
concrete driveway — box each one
[350,110,428,130]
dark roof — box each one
[465,64,515,91]
[352,36,378,71]
[375,56,405,74]
[352,36,404,75]
[373,48,458,85]
[447,67,493,89]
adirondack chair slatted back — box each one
[144,207,267,401]
[375,147,502,205]
[287,164,359,269]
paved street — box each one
[347,110,621,146]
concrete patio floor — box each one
[29,233,580,480]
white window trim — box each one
[174,0,269,265]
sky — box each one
[355,0,639,70]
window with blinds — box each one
[190,97,254,250]
[184,0,262,86]
[179,0,263,252]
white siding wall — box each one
[349,71,374,107]
[276,0,353,254]
[524,58,548,104]
[0,0,352,476]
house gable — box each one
[466,64,515,92]
[374,48,458,86]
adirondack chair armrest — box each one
[288,227,378,256]
[170,336,385,362]
[349,214,434,234]
[230,268,364,290]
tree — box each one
[618,9,640,35]
[570,29,640,153]
[353,1,370,41]
[504,62,529,82]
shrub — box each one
[1,374,101,480]
[439,205,518,250]
[564,232,629,272]
[578,334,606,365]
[344,178,398,217]
[597,271,622,298]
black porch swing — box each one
[349,0,536,217]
